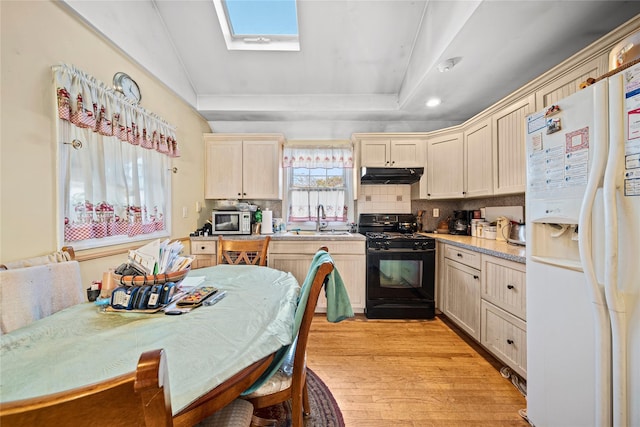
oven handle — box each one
[367,248,435,253]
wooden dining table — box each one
[0,265,300,426]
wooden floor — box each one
[306,314,528,427]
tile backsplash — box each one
[412,193,525,232]
[357,184,412,214]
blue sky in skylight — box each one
[226,0,298,36]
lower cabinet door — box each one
[480,300,527,379]
[443,259,481,340]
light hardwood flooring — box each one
[306,314,528,427]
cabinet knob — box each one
[243,192,247,196]
[507,339,514,345]
[391,161,395,165]
[507,284,515,290]
[473,275,479,280]
[385,161,390,165]
[427,193,431,197]
[457,253,463,257]
[201,246,205,250]
[462,191,466,195]
[237,192,241,196]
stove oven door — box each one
[366,248,435,306]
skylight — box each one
[213,0,300,51]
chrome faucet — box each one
[316,204,327,231]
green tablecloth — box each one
[0,265,299,414]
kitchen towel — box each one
[261,209,273,234]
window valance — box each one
[283,146,353,168]
[53,64,179,157]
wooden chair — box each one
[217,236,271,266]
[0,348,254,427]
[0,349,173,427]
[244,247,334,427]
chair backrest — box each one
[0,246,84,334]
[290,247,334,399]
[0,349,173,427]
[217,236,270,266]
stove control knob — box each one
[384,241,391,250]
[413,242,421,250]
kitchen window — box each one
[283,146,354,228]
[53,64,178,250]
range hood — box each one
[360,167,424,185]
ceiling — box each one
[62,1,640,140]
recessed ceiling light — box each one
[426,98,441,107]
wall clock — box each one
[113,72,141,104]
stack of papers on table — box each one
[128,239,194,275]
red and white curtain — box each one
[54,64,173,247]
[283,146,353,168]
[54,64,179,157]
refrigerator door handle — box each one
[605,72,628,427]
[578,80,611,427]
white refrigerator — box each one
[525,63,640,427]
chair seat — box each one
[195,399,254,427]
[244,371,293,398]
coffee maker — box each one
[449,210,469,235]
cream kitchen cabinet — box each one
[463,118,493,197]
[268,240,366,313]
[204,134,284,200]
[190,240,217,269]
[491,94,535,195]
[359,138,425,168]
[535,53,608,109]
[426,132,464,199]
[480,254,527,378]
[442,244,481,340]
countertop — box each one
[191,232,366,242]
[420,233,526,264]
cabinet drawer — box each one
[444,244,481,270]
[481,300,527,379]
[191,241,217,255]
[481,255,526,320]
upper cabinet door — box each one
[464,119,493,198]
[390,139,425,167]
[535,53,608,109]
[360,138,425,167]
[242,140,282,199]
[204,139,243,199]
[491,94,535,195]
[360,139,390,167]
[427,132,464,199]
[204,134,283,200]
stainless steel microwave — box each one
[211,210,252,235]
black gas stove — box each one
[359,214,435,251]
[358,214,436,319]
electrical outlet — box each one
[433,208,440,217]
[182,206,188,218]
[195,201,202,213]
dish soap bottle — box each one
[254,207,262,224]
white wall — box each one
[0,1,211,283]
